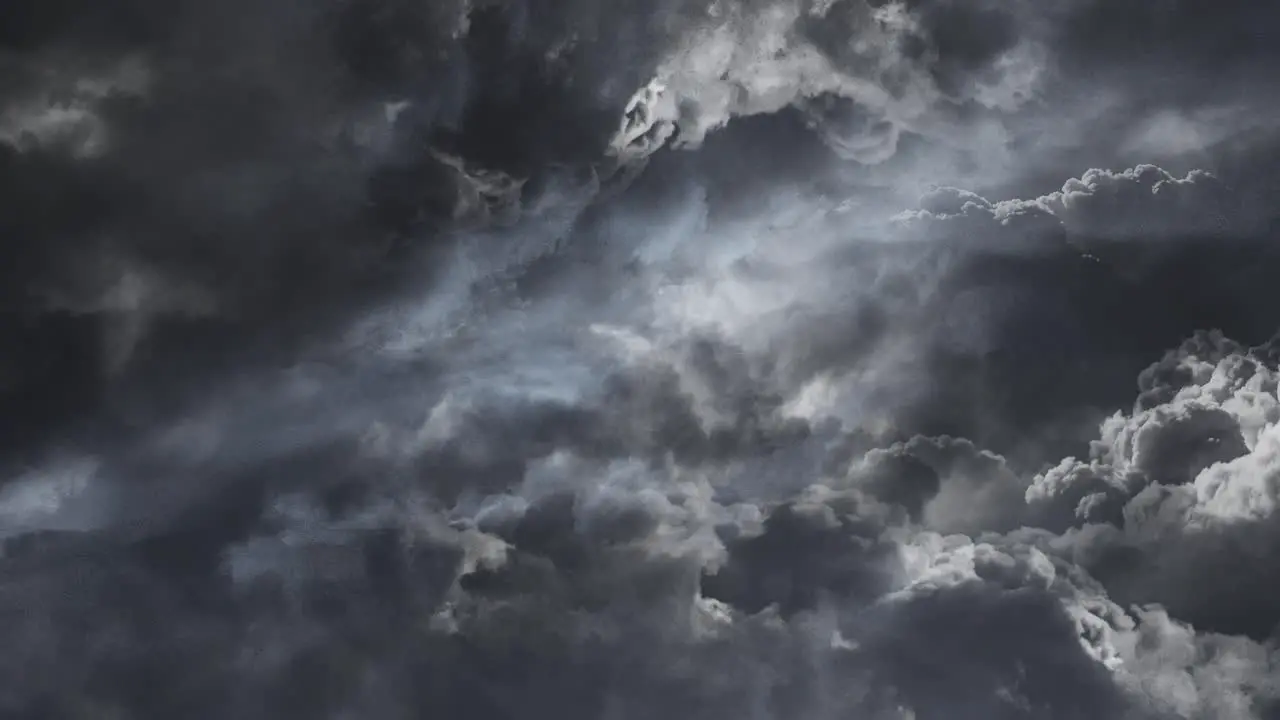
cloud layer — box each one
[3,1,1280,719]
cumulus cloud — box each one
[1011,333,1280,642]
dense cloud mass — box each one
[3,1,1280,719]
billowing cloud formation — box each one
[6,329,1280,719]
[4,1,1280,719]
[607,0,1044,164]
[4,159,1280,717]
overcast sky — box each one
[3,1,1280,718]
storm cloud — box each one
[3,1,1280,719]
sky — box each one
[2,1,1280,718]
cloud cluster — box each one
[608,0,1045,164]
[4,148,1280,715]
[1020,333,1280,641]
[2,0,1276,370]
[3,1,1280,719]
[7,326,1280,718]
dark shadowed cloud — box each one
[3,1,1280,719]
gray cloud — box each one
[895,164,1267,251]
[3,1,1280,719]
[6,321,1280,717]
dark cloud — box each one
[3,1,1280,719]
[6,333,1280,717]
